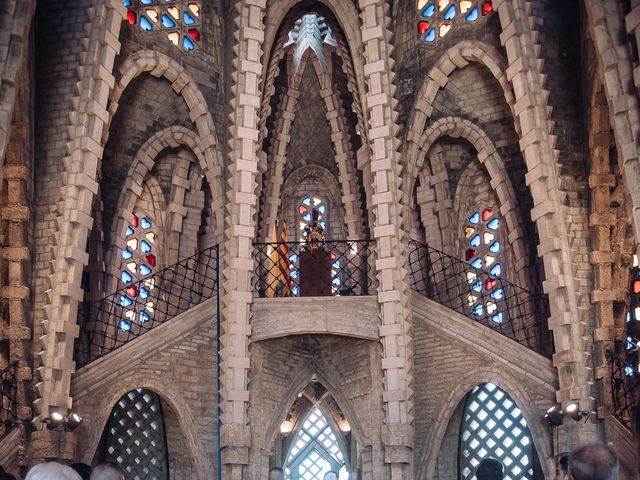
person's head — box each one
[555,455,569,480]
[323,471,338,480]
[89,462,124,480]
[568,445,618,480]
[0,473,17,480]
[268,467,284,480]
[476,457,504,480]
[25,463,82,480]
[70,463,92,480]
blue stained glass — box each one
[318,205,326,214]
[491,288,504,300]
[123,0,132,6]
[628,336,635,350]
[161,14,175,28]
[290,270,298,279]
[489,241,500,253]
[292,286,299,296]
[140,0,153,4]
[470,258,483,269]
[424,28,436,42]
[421,4,436,17]
[468,212,480,224]
[126,226,135,236]
[444,4,456,20]
[487,218,500,230]
[141,217,152,229]
[183,11,196,25]
[120,319,132,332]
[122,271,133,283]
[465,6,479,21]
[471,281,482,293]
[139,311,151,323]
[140,264,152,276]
[320,221,326,229]
[183,35,195,50]
[470,234,481,247]
[120,296,134,307]
[332,261,340,269]
[302,231,308,237]
[289,253,299,263]
[122,249,134,260]
[302,197,312,206]
[473,303,484,316]
[141,240,152,253]
[332,277,341,286]
[490,263,501,276]
[303,213,311,221]
[627,311,632,322]
[140,15,153,30]
[492,312,503,324]
[625,365,635,376]
[140,287,150,299]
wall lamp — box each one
[42,412,83,432]
[545,403,591,426]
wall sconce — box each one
[544,403,590,426]
[42,412,83,432]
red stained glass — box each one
[465,249,476,261]
[299,205,307,215]
[482,1,493,15]
[188,28,200,42]
[485,278,496,291]
[482,209,494,221]
[126,11,137,25]
[634,280,640,294]
[126,285,138,297]
[145,254,156,267]
[418,21,430,35]
[132,214,139,228]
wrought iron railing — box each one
[75,246,219,368]
[408,240,552,358]
[0,362,18,440]
[610,351,640,429]
[253,240,373,298]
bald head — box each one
[569,445,618,480]
[89,463,124,480]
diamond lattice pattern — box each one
[459,383,534,480]
[285,407,347,480]
[104,388,168,480]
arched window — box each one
[464,207,504,324]
[416,1,494,44]
[459,383,537,480]
[102,388,169,479]
[119,212,158,332]
[298,195,328,241]
[625,254,640,375]
[285,407,348,480]
[122,0,202,51]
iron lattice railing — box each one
[610,352,640,429]
[253,240,373,298]
[75,246,219,368]
[0,362,18,440]
[408,240,552,358]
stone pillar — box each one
[357,1,414,478]
[221,1,267,478]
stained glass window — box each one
[119,213,158,332]
[285,407,349,480]
[464,208,504,324]
[103,388,169,480]
[625,254,640,375]
[416,0,494,43]
[459,383,536,480]
[122,0,202,51]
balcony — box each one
[610,352,640,429]
[253,240,373,298]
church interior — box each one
[1,0,640,478]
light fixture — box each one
[565,402,589,422]
[544,404,564,426]
[43,412,66,430]
[66,412,83,431]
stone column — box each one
[357,1,414,478]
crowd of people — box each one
[0,443,621,480]
[0,462,123,480]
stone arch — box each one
[79,375,208,479]
[416,369,553,480]
[408,117,529,287]
[107,50,225,245]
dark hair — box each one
[569,445,618,480]
[70,463,92,480]
[559,455,569,473]
[476,457,504,480]
[0,473,17,480]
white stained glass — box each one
[459,383,535,480]
[285,407,348,480]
